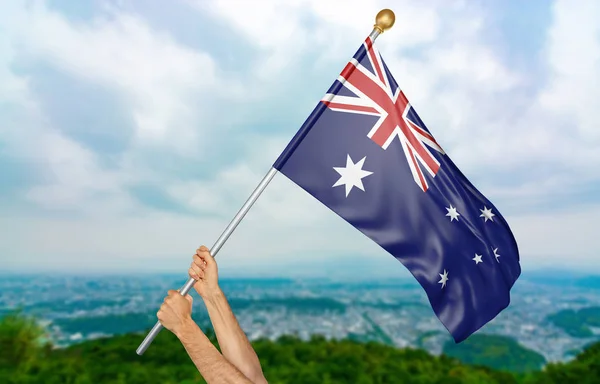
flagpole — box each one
[136,167,278,355]
[135,8,395,356]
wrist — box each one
[175,317,199,340]
[201,286,224,304]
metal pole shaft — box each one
[136,20,388,355]
[370,28,381,41]
[136,167,279,355]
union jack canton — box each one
[322,37,444,192]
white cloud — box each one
[0,1,248,213]
[5,2,243,154]
[0,14,125,213]
[167,0,600,268]
[0,0,599,272]
[164,133,327,225]
[0,41,29,106]
[179,1,524,181]
[537,0,600,141]
[190,0,527,172]
[190,0,444,80]
[467,0,600,193]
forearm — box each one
[176,319,254,384]
[204,289,266,383]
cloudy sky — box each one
[0,0,598,277]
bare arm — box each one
[189,246,268,384]
[203,289,268,384]
[176,319,254,384]
[157,290,255,384]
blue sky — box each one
[0,0,599,277]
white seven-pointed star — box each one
[493,247,500,262]
[445,205,460,221]
[480,206,495,222]
[438,269,449,288]
[332,154,373,197]
[473,254,483,264]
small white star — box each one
[332,154,374,197]
[438,269,449,288]
[480,206,496,222]
[445,205,460,222]
[493,247,500,262]
[473,254,483,264]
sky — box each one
[0,0,599,277]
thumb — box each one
[177,289,193,303]
[199,245,216,265]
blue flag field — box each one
[273,36,521,343]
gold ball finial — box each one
[374,9,395,34]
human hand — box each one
[157,290,194,337]
[189,245,221,300]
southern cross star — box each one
[493,247,500,262]
[446,205,460,221]
[480,206,495,222]
[438,269,449,288]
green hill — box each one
[546,306,600,338]
[443,334,546,373]
[1,311,600,383]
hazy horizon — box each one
[2,256,598,278]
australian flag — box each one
[272,36,521,343]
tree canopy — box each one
[0,311,598,383]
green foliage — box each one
[1,311,599,383]
[518,342,600,384]
[546,306,600,338]
[0,310,51,383]
[443,334,546,373]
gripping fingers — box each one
[193,255,207,270]
[189,266,199,280]
[189,264,204,280]
[196,246,212,264]
[157,303,167,319]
